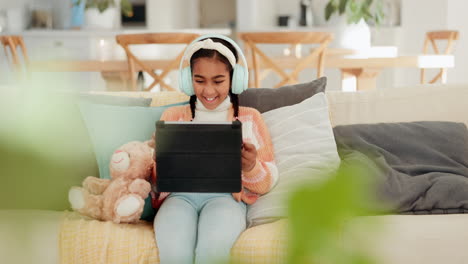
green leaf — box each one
[363,9,372,19]
[97,1,109,13]
[338,0,348,15]
[120,0,133,17]
[374,11,383,26]
[349,0,358,12]
[85,1,94,9]
[363,0,373,8]
[325,1,336,21]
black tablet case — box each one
[155,120,242,192]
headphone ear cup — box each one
[231,65,248,94]
[180,66,194,96]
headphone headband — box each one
[179,34,248,72]
[184,38,237,68]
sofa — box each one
[1,82,468,264]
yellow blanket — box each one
[59,212,159,264]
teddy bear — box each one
[68,140,154,224]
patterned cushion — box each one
[149,91,190,107]
[231,219,288,264]
[60,212,159,264]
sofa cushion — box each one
[232,219,288,264]
[326,84,468,127]
[59,212,158,264]
[239,77,327,113]
[247,93,341,227]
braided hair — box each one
[189,38,240,119]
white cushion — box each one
[247,93,341,227]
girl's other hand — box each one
[241,142,257,172]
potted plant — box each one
[320,0,385,50]
[75,0,133,29]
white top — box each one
[193,96,231,122]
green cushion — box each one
[79,101,188,221]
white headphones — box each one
[178,34,249,96]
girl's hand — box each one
[241,142,257,172]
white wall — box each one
[446,0,468,84]
[395,0,468,86]
[236,0,276,31]
[199,0,235,28]
[394,0,447,86]
[146,0,198,30]
[0,0,36,32]
[275,0,299,17]
[0,0,34,9]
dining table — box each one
[29,47,454,91]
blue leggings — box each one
[153,192,247,264]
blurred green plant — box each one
[0,74,97,210]
[287,161,382,264]
[325,0,385,25]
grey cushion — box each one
[239,77,327,113]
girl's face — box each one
[192,57,231,110]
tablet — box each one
[155,120,242,193]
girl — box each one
[152,35,278,264]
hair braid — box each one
[189,95,197,119]
[229,91,239,118]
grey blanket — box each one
[333,121,468,214]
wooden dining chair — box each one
[1,35,29,71]
[238,31,333,88]
[420,30,459,84]
[116,33,200,91]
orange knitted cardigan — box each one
[151,104,277,207]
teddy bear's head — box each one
[109,141,154,180]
